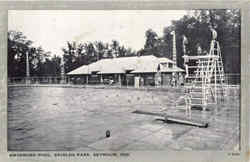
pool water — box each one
[8,86,240,151]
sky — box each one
[8,10,187,56]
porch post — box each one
[118,74,121,87]
[100,74,103,83]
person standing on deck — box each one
[209,25,218,55]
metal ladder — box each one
[189,40,225,109]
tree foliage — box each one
[62,40,137,73]
[140,9,240,73]
[8,30,60,77]
[8,9,240,76]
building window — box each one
[169,63,173,68]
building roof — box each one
[67,55,184,75]
[67,65,89,75]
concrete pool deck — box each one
[7,85,240,151]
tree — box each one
[62,42,82,73]
[111,40,119,58]
[137,28,168,57]
[125,47,136,57]
[8,30,50,77]
[160,9,240,73]
[40,55,61,76]
[94,41,105,60]
[144,29,158,49]
[117,46,127,57]
[61,39,138,73]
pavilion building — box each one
[67,55,184,86]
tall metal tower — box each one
[182,29,225,110]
